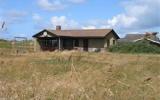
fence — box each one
[0,38,34,55]
[12,37,34,53]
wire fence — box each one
[0,38,34,55]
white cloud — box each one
[36,0,159,35]
[37,0,87,11]
[50,16,79,29]
[37,0,66,11]
[0,10,28,37]
[1,10,27,24]
[68,0,86,3]
[107,14,137,28]
[106,0,160,31]
[32,13,42,21]
[80,0,160,36]
[32,13,51,30]
[81,19,108,29]
[82,25,96,29]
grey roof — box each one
[118,34,145,42]
[124,34,145,41]
[118,33,160,43]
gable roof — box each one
[33,29,120,39]
[124,34,145,41]
[118,34,145,42]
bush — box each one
[109,41,160,54]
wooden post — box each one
[34,38,37,52]
[58,37,61,51]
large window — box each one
[63,39,73,50]
[39,39,58,47]
[74,39,79,47]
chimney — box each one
[56,25,61,31]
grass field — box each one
[0,39,34,53]
[0,40,12,49]
[0,49,160,100]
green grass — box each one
[0,39,34,53]
[0,40,12,49]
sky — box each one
[0,0,160,39]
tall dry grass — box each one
[0,50,160,100]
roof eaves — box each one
[33,29,58,38]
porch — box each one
[37,37,89,51]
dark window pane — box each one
[75,39,79,47]
[113,40,115,45]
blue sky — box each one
[0,0,160,39]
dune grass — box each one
[0,50,160,100]
[109,41,160,54]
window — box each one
[107,40,110,47]
[113,40,116,45]
[75,39,79,47]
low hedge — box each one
[109,41,160,54]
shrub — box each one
[109,41,160,54]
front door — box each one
[83,39,88,51]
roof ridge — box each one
[47,29,113,31]
[33,28,119,39]
[126,33,145,35]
